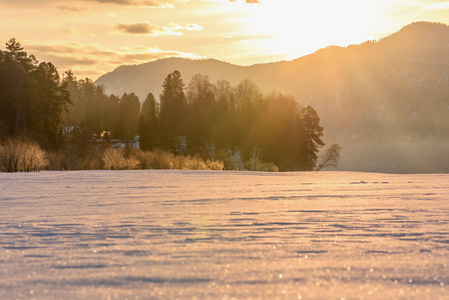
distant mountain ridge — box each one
[95,22,449,173]
[96,58,253,100]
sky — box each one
[1,0,449,80]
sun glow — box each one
[242,0,392,59]
[2,0,448,78]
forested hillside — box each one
[96,22,449,173]
[1,40,328,172]
[2,22,448,173]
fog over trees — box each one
[95,22,449,173]
[0,39,332,172]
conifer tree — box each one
[0,38,37,136]
[30,62,71,148]
[295,105,325,170]
[186,74,216,156]
[139,92,159,150]
[159,71,186,152]
[117,92,140,141]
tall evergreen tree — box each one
[295,105,325,170]
[139,92,159,150]
[212,80,237,152]
[256,92,298,170]
[186,74,216,156]
[116,92,140,141]
[233,79,263,162]
[159,70,186,152]
[0,38,37,136]
[30,62,71,148]
[62,70,85,127]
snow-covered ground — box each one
[1,170,448,299]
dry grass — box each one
[0,138,48,172]
[102,148,140,170]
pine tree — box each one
[117,93,140,141]
[0,38,37,135]
[139,92,160,150]
[159,71,186,152]
[186,74,216,156]
[30,62,71,148]
[295,105,325,170]
[233,79,263,163]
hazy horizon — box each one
[2,0,449,80]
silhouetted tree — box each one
[295,105,325,170]
[0,38,38,136]
[159,70,186,153]
[139,92,160,150]
[116,92,140,141]
[186,74,216,156]
[256,92,298,170]
[212,80,237,152]
[62,70,85,127]
[233,79,263,163]
[30,62,71,148]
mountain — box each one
[95,22,449,173]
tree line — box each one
[0,38,71,149]
[1,38,338,171]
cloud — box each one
[229,0,261,3]
[25,42,202,79]
[185,23,204,31]
[57,5,87,12]
[116,22,182,36]
[62,27,97,37]
[117,23,159,35]
[424,1,449,9]
[81,0,174,7]
[0,0,176,7]
[115,22,203,36]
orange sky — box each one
[1,0,449,80]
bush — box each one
[46,148,102,171]
[260,162,279,172]
[206,159,224,171]
[0,138,48,172]
[133,148,174,169]
[102,147,139,170]
[131,148,224,171]
[216,149,240,170]
[176,155,207,170]
[245,158,279,172]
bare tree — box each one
[316,144,342,171]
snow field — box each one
[0,170,448,299]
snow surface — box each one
[0,170,448,299]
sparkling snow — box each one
[0,170,448,299]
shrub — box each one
[260,162,279,172]
[132,148,224,171]
[245,158,279,172]
[102,147,139,170]
[178,155,208,170]
[215,149,240,170]
[131,148,172,170]
[0,138,48,172]
[172,154,187,169]
[45,150,65,170]
[206,159,224,171]
[46,147,102,171]
[152,149,175,169]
